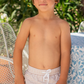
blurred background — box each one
[0,0,84,84]
[0,0,84,35]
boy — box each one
[13,0,71,84]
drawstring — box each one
[42,69,51,84]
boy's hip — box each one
[24,65,61,84]
[25,65,61,75]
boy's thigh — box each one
[24,71,60,84]
[24,70,43,84]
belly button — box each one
[43,65,45,68]
[34,35,35,37]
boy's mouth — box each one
[39,4,47,6]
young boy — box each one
[13,0,71,84]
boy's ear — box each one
[55,0,59,4]
[32,0,34,4]
[55,1,58,4]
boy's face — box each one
[33,0,56,12]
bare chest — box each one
[29,21,61,43]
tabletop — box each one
[67,32,84,84]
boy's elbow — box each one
[61,52,70,58]
[13,47,22,62]
[14,40,24,51]
[14,46,23,54]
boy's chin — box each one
[38,9,49,12]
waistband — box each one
[26,65,61,75]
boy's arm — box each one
[13,18,31,83]
[59,20,71,82]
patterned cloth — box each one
[67,33,84,84]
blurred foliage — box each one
[0,0,38,35]
[0,0,84,35]
[55,0,84,32]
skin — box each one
[13,0,71,84]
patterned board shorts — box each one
[24,65,61,84]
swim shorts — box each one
[24,65,61,84]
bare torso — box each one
[28,15,61,70]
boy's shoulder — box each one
[24,16,36,22]
[57,17,69,26]
[21,17,35,29]
[56,17,70,30]
[23,17,34,24]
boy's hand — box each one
[14,75,25,84]
[56,79,67,84]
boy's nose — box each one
[40,0,46,3]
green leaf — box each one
[11,10,16,19]
[0,4,8,12]
[66,13,73,21]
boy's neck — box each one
[37,10,56,21]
